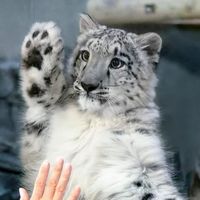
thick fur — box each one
[20,14,185,200]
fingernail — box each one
[75,185,81,191]
[74,186,81,196]
[19,188,24,198]
[64,163,72,171]
[56,157,64,164]
[42,160,49,167]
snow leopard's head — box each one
[69,14,162,114]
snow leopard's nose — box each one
[81,81,99,93]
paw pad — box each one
[44,46,53,55]
[22,22,64,71]
[26,40,31,48]
[41,31,48,39]
[32,30,40,38]
[26,48,43,70]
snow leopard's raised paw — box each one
[20,22,66,107]
[21,21,64,70]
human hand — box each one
[19,158,80,200]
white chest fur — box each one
[45,105,167,200]
[45,105,136,199]
[47,104,119,161]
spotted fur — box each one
[20,14,185,200]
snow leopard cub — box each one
[20,14,185,200]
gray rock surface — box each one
[0,67,14,98]
[0,60,22,200]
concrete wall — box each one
[0,0,86,59]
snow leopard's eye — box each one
[80,50,90,62]
[109,58,124,69]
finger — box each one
[53,164,72,200]
[43,158,64,199]
[31,160,50,200]
[19,188,30,200]
[68,186,81,200]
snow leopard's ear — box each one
[79,13,98,33]
[136,33,162,65]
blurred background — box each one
[0,0,200,199]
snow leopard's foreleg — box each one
[132,132,185,200]
[20,22,66,191]
[104,131,185,200]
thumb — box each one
[19,188,30,200]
